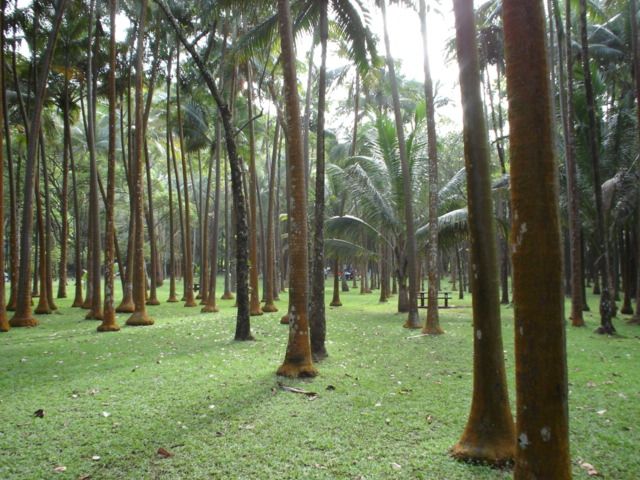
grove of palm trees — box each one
[1,0,639,478]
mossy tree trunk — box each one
[450,0,515,465]
[503,1,572,477]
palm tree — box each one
[10,0,68,328]
[503,0,571,476]
[126,0,154,327]
[632,0,640,324]
[0,0,8,332]
[450,0,515,465]
[276,0,317,378]
[579,0,615,334]
[378,0,420,329]
[418,0,442,335]
[98,0,120,332]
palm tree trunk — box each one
[126,0,153,326]
[222,154,234,300]
[144,140,160,305]
[309,0,329,361]
[85,0,103,320]
[450,0,515,464]
[579,0,615,334]
[263,119,280,312]
[276,0,317,378]
[10,0,67,327]
[419,0,442,335]
[98,0,120,332]
[0,0,7,331]
[57,54,70,300]
[503,1,571,477]
[40,131,56,311]
[165,51,178,303]
[175,44,197,308]
[630,0,640,324]
[379,0,420,329]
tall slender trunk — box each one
[503,1,571,477]
[419,0,442,335]
[175,44,196,307]
[380,0,420,329]
[57,53,70,299]
[144,140,160,305]
[86,0,103,320]
[10,0,67,327]
[450,0,515,464]
[126,0,153,326]
[222,154,234,300]
[309,0,328,361]
[276,0,317,378]
[263,119,280,312]
[630,0,640,324]
[579,0,615,333]
[0,0,7,331]
[202,122,222,313]
[98,0,120,332]
[165,52,178,303]
[246,64,263,316]
[40,131,56,311]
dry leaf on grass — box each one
[157,447,173,458]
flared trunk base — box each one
[221,292,234,300]
[97,321,120,332]
[276,362,318,378]
[201,304,219,313]
[85,309,103,320]
[263,302,278,313]
[126,311,154,326]
[403,311,421,329]
[451,439,514,467]
[280,313,289,324]
[9,314,39,327]
[330,300,342,307]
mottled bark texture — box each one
[503,2,572,477]
[631,0,640,325]
[126,0,153,327]
[0,1,7,331]
[450,0,515,465]
[276,0,317,378]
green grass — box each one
[1,280,638,479]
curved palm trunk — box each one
[380,0,420,329]
[126,0,153,326]
[276,0,317,378]
[450,0,515,464]
[503,2,571,477]
[579,0,615,334]
[309,0,328,360]
[10,0,67,328]
[419,0,442,335]
[98,0,120,332]
[154,0,251,338]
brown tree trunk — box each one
[380,0,420,329]
[98,0,120,332]
[34,159,51,314]
[579,0,616,334]
[263,118,280,312]
[503,1,571,476]
[276,0,317,377]
[631,0,640,324]
[165,51,178,303]
[309,0,328,361]
[0,1,7,331]
[450,0,515,464]
[144,140,160,305]
[10,0,67,328]
[126,0,153,326]
[419,0,442,335]
[57,52,70,300]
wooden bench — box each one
[417,291,451,309]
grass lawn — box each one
[1,279,639,479]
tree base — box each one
[595,325,616,335]
[85,310,104,321]
[312,350,328,363]
[166,296,179,303]
[71,299,84,308]
[126,311,154,326]
[201,305,219,313]
[330,301,342,307]
[422,325,444,335]
[620,305,633,315]
[263,302,278,313]
[276,362,318,378]
[627,316,640,325]
[97,322,120,332]
[403,311,421,329]
[571,318,585,327]
[221,292,234,300]
[0,316,9,332]
[9,314,39,327]
[280,314,290,324]
[116,300,135,313]
[146,298,160,306]
[234,333,255,341]
[184,300,198,307]
[450,440,514,467]
[34,306,52,315]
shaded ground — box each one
[0,281,638,479]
